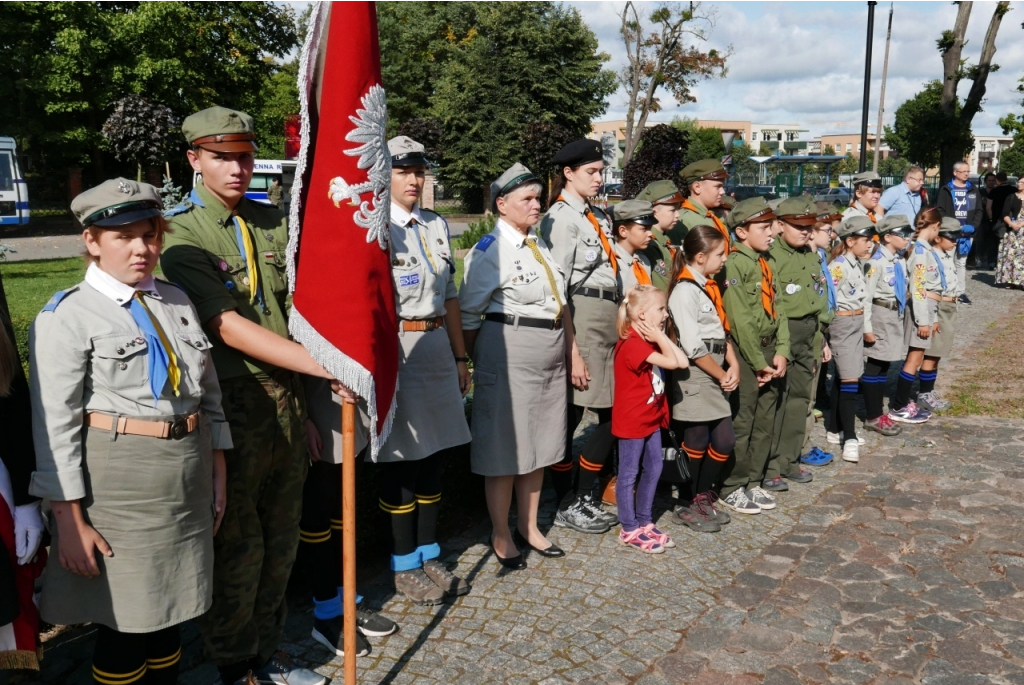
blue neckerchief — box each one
[892,251,907,314]
[818,247,836,312]
[232,215,265,310]
[932,249,947,290]
[128,297,172,406]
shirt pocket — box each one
[508,270,545,304]
[213,253,248,299]
[391,257,425,309]
[578,232,603,267]
[91,333,150,394]
[261,249,288,296]
[174,330,213,388]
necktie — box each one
[525,237,563,318]
[128,291,180,405]
[559,195,618,274]
[819,249,836,312]
[410,219,437,275]
[632,257,652,287]
[933,250,947,290]
[682,199,731,251]
[893,257,907,313]
[759,256,777,320]
[676,265,729,334]
[232,213,263,307]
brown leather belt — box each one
[835,309,864,316]
[926,293,957,302]
[400,317,444,332]
[85,412,200,440]
[872,298,900,312]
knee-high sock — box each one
[415,450,445,561]
[828,376,841,433]
[552,405,586,507]
[576,410,613,496]
[379,460,420,571]
[839,381,859,441]
[93,625,147,685]
[144,627,181,685]
[893,369,917,410]
[919,368,938,394]
[862,358,890,421]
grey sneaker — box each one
[670,501,721,532]
[580,493,618,526]
[394,568,445,605]
[700,492,731,525]
[747,486,777,510]
[720,488,761,514]
[423,559,470,597]
[917,391,950,412]
[355,605,398,637]
[311,617,371,658]
[554,495,610,534]
[761,476,790,492]
[253,653,327,685]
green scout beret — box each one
[611,199,657,226]
[491,163,539,208]
[182,106,258,152]
[815,201,844,222]
[837,214,877,238]
[938,216,963,238]
[679,159,728,185]
[851,170,882,188]
[727,197,777,230]
[71,178,163,228]
[776,196,818,226]
[388,135,428,167]
[635,180,683,205]
[877,214,913,236]
[552,139,603,169]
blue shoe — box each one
[799,447,833,466]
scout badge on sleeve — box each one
[286,0,398,458]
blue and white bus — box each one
[192,159,296,205]
[0,137,29,225]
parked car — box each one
[601,183,622,198]
[813,187,851,205]
[731,185,776,202]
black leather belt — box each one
[872,298,900,312]
[702,339,727,355]
[574,286,619,303]
[484,313,563,330]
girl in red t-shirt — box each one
[612,285,689,553]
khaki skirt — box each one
[381,327,471,463]
[865,304,905,362]
[904,299,939,350]
[40,416,214,633]
[670,347,731,422]
[927,301,959,359]
[830,314,865,380]
[569,293,618,408]
[470,320,566,477]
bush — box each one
[454,214,496,250]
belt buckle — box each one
[170,417,188,440]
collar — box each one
[496,218,537,248]
[852,200,876,215]
[194,181,247,228]
[682,197,709,215]
[731,242,762,262]
[900,183,920,196]
[85,262,162,306]
[559,191,587,214]
[915,238,932,252]
[773,238,805,256]
[878,245,897,261]
[390,202,423,227]
[684,266,707,287]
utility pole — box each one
[859,1,877,173]
[872,4,893,174]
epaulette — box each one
[835,255,845,264]
[163,200,193,218]
[475,234,495,252]
[915,244,925,254]
[871,250,882,261]
[41,286,78,313]
[154,277,186,294]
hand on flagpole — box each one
[329,379,358,403]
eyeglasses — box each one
[907,177,924,183]
[815,227,834,236]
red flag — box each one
[287,1,397,458]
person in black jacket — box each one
[935,162,983,305]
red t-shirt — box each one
[612,329,669,439]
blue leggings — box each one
[616,431,663,532]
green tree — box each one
[670,117,723,166]
[884,80,972,171]
[621,123,689,198]
[823,144,836,156]
[252,59,299,160]
[996,82,1024,176]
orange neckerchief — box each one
[758,255,777,320]
[850,201,877,224]
[682,198,731,251]
[559,195,617,274]
[676,264,730,334]
[632,256,652,286]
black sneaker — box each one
[311,617,370,658]
[958,294,972,305]
[355,606,398,637]
[580,493,618,527]
[554,495,610,534]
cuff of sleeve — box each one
[211,421,234,450]
[194,296,239,326]
[28,469,86,502]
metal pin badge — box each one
[180,317,189,326]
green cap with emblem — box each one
[388,135,429,167]
[71,178,163,228]
[679,159,729,185]
[877,213,913,236]
[938,216,963,238]
[727,196,777,230]
[851,170,882,188]
[837,214,877,238]
[182,106,258,153]
[611,199,657,226]
[776,195,819,226]
[490,163,539,209]
[815,201,844,222]
[635,180,683,205]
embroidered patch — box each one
[914,263,925,272]
[399,274,420,287]
[829,263,843,286]
[887,277,895,286]
[41,289,72,312]
[584,249,598,263]
[867,267,876,277]
[476,234,495,251]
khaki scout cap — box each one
[388,135,429,167]
[776,196,819,226]
[851,170,882,188]
[837,214,877,238]
[938,216,963,238]
[491,163,539,208]
[635,180,683,205]
[611,199,657,226]
[815,201,844,222]
[877,214,913,236]
[679,159,728,185]
[182,106,258,152]
[727,197,777,230]
[71,178,163,228]
[720,195,736,208]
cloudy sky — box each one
[567,1,1024,139]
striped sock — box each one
[860,374,887,421]
[839,382,859,441]
[919,370,938,394]
[894,369,917,410]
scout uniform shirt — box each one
[642,228,674,291]
[613,241,652,295]
[863,245,907,335]
[459,219,565,330]
[906,239,944,328]
[29,264,233,501]
[389,202,458,319]
[160,182,292,380]
[539,194,616,293]
[843,200,882,224]
[722,243,790,371]
[670,267,727,360]
[828,253,868,312]
[935,247,958,299]
[770,238,830,322]
[675,198,729,246]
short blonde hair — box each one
[616,284,665,338]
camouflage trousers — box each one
[196,371,308,666]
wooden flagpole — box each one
[341,401,358,684]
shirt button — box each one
[119,362,127,370]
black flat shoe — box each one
[489,535,527,570]
[513,529,565,558]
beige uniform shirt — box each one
[539,193,616,290]
[828,254,868,313]
[863,245,907,334]
[906,240,944,327]
[459,219,565,330]
[936,247,958,298]
[29,264,232,501]
[669,269,726,359]
[613,242,652,295]
[389,202,458,319]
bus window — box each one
[248,174,271,191]
[0,152,12,192]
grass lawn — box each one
[947,312,1024,419]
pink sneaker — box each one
[642,523,675,549]
[618,528,665,554]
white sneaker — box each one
[747,486,777,510]
[842,440,860,463]
[720,488,761,514]
[827,431,865,445]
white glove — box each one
[13,502,44,565]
